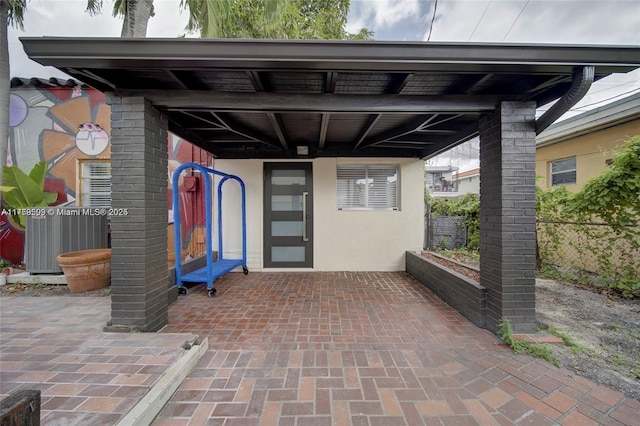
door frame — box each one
[263,162,313,268]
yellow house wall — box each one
[535,120,640,191]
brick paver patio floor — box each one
[158,272,639,425]
[0,296,198,425]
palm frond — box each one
[85,0,103,16]
[7,0,28,30]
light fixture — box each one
[296,146,309,156]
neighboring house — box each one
[2,78,209,265]
[427,93,640,195]
[425,166,480,198]
[425,165,459,197]
[534,92,640,277]
[452,167,480,195]
[536,92,640,191]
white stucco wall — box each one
[213,158,424,272]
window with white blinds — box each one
[80,161,111,207]
[337,164,399,210]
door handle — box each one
[302,191,309,242]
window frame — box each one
[77,159,111,207]
[549,156,577,186]
[336,163,400,211]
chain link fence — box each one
[424,213,467,250]
[424,213,639,279]
[537,221,640,277]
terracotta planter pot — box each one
[57,249,111,294]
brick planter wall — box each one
[406,251,487,328]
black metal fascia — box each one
[20,38,640,75]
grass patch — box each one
[537,264,639,299]
[609,323,624,332]
[499,319,560,367]
[612,353,630,367]
[546,324,582,355]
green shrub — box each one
[428,193,480,251]
[536,135,640,298]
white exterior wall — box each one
[213,158,424,272]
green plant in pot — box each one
[1,162,58,228]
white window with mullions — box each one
[550,157,576,186]
[337,164,399,210]
[79,161,111,207]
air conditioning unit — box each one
[25,208,108,274]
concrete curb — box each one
[115,337,208,426]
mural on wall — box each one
[168,133,209,265]
[40,93,111,194]
[2,81,208,265]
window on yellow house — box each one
[79,160,111,207]
[550,157,576,186]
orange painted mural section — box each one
[2,84,210,266]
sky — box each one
[8,0,640,166]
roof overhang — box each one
[21,37,640,159]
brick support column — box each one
[106,96,168,332]
[479,101,537,333]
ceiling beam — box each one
[211,112,283,150]
[376,143,431,149]
[356,115,438,150]
[167,120,210,149]
[267,112,288,149]
[180,127,228,131]
[319,114,330,150]
[183,131,255,142]
[414,129,457,134]
[461,73,494,94]
[116,89,503,113]
[420,122,479,159]
[165,70,189,89]
[325,72,338,93]
[248,70,275,92]
[388,134,440,143]
[178,111,226,128]
[386,73,413,94]
[352,114,382,151]
[421,114,463,129]
[378,139,433,146]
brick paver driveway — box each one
[158,272,639,425]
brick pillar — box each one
[479,101,537,333]
[106,96,168,332]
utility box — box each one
[25,209,108,274]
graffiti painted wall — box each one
[2,80,208,265]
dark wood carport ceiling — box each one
[21,38,640,159]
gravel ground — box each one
[536,278,640,400]
[0,282,110,297]
[2,272,639,400]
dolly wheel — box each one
[243,267,249,275]
[208,288,217,297]
[178,287,187,296]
